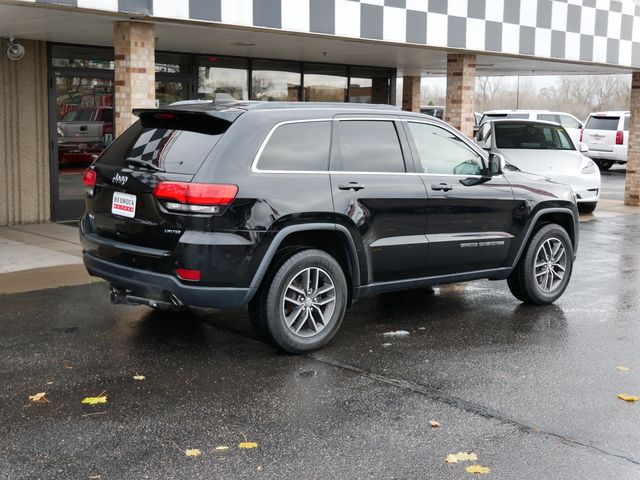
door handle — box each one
[338,182,366,191]
[431,183,454,192]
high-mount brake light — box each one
[153,182,238,214]
[155,113,176,120]
[83,168,97,196]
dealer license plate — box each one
[111,191,137,218]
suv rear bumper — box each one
[83,253,254,309]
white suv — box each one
[581,111,629,171]
[479,110,583,147]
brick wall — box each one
[113,21,156,137]
[444,54,476,138]
[625,71,640,206]
[402,76,421,112]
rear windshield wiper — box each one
[126,158,166,172]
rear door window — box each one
[336,120,405,173]
[624,116,630,131]
[585,116,620,130]
[538,114,559,123]
[257,121,331,171]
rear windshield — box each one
[495,123,574,150]
[585,116,620,131]
[61,109,95,122]
[97,121,226,175]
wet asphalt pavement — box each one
[2,214,640,478]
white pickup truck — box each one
[57,106,113,165]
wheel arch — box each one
[247,224,363,305]
[511,207,579,269]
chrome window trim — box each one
[251,116,502,178]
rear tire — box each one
[596,161,613,171]
[507,224,573,305]
[249,249,347,354]
[578,202,597,214]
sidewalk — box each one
[1,199,639,295]
[0,223,95,294]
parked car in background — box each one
[57,106,113,165]
[420,105,444,119]
[479,110,584,147]
[476,119,600,214]
[81,102,579,353]
[580,111,629,171]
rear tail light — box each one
[176,268,201,282]
[616,130,624,145]
[153,182,238,214]
[83,168,97,196]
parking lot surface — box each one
[2,213,640,479]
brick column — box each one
[402,76,421,112]
[625,72,640,206]
[113,21,156,137]
[445,54,476,137]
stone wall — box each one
[444,54,476,138]
[0,38,50,225]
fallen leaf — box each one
[465,465,490,474]
[616,366,630,372]
[214,446,229,451]
[382,330,410,337]
[617,394,639,402]
[132,375,146,381]
[29,392,49,404]
[445,452,478,463]
[238,442,258,449]
[429,420,441,428]
[185,449,202,457]
[82,396,107,405]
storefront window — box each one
[349,67,391,104]
[156,52,192,74]
[304,64,348,102]
[51,45,114,70]
[198,56,248,101]
[251,60,301,101]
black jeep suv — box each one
[80,102,579,353]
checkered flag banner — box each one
[21,0,640,67]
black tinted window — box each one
[337,121,405,172]
[494,123,574,150]
[585,116,620,130]
[258,121,331,171]
[98,121,224,175]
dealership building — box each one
[1,0,640,225]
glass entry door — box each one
[50,72,113,220]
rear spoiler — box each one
[132,108,242,135]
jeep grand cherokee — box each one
[80,102,579,353]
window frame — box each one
[253,119,334,173]
[401,118,490,177]
[254,119,333,173]
[331,118,410,174]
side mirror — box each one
[488,153,505,175]
[579,143,589,153]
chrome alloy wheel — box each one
[534,237,567,293]
[282,267,336,338]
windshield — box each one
[60,109,95,122]
[494,123,575,150]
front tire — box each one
[507,224,573,305]
[249,249,347,354]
